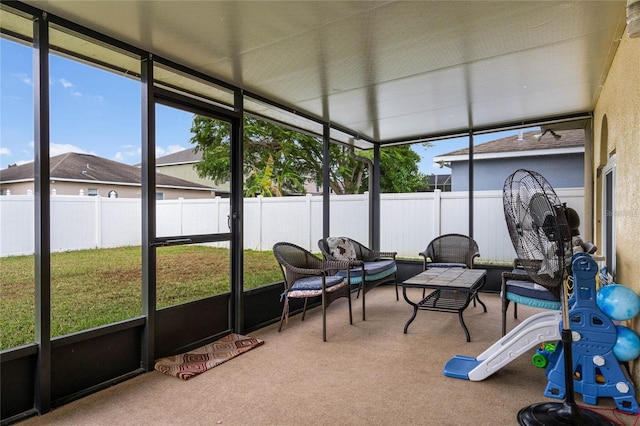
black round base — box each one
[518,402,615,426]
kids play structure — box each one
[444,254,640,415]
[445,169,640,424]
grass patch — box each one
[0,245,282,350]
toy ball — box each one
[613,325,640,362]
[596,284,640,321]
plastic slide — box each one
[444,310,562,381]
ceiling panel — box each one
[19,0,627,144]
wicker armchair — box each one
[419,234,480,270]
[273,242,353,341]
[501,258,561,336]
[318,237,398,320]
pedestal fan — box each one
[503,169,613,425]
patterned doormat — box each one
[154,333,264,380]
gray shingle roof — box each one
[155,148,201,166]
[0,152,212,189]
[438,129,584,157]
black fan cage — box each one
[503,169,572,290]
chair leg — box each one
[501,298,509,336]
[361,282,366,321]
[513,302,518,319]
[347,288,353,325]
[278,299,288,332]
[301,298,309,321]
[322,291,327,342]
[394,271,399,301]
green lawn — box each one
[0,245,282,350]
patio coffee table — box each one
[402,268,487,342]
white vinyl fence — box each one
[0,188,585,263]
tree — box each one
[360,145,428,193]
[190,115,427,196]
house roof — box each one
[156,148,202,166]
[434,129,585,163]
[0,152,213,190]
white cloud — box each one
[0,147,10,156]
[59,78,73,88]
[13,73,33,86]
[71,91,83,97]
[156,146,166,157]
[166,144,186,154]
[113,147,141,164]
[49,143,89,157]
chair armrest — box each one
[468,252,480,268]
[377,251,397,260]
[501,270,534,295]
[284,264,326,277]
[502,271,534,282]
[513,258,542,270]
[361,250,393,261]
[323,259,363,272]
[418,251,428,270]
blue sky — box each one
[1,37,528,173]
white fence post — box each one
[95,195,102,249]
[305,193,313,251]
[433,189,441,236]
[178,197,184,236]
[257,195,263,251]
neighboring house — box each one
[423,174,452,192]
[156,147,323,196]
[0,152,215,199]
[155,148,230,196]
[433,129,585,191]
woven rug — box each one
[154,333,264,380]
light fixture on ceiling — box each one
[628,0,640,38]
[533,130,561,141]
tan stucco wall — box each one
[157,163,230,193]
[592,31,640,386]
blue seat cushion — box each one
[290,275,344,291]
[506,280,559,302]
[504,277,561,310]
[335,260,397,285]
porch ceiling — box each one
[22,1,627,146]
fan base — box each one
[517,401,615,426]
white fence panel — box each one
[379,192,437,258]
[329,194,369,245]
[260,196,314,251]
[0,196,34,256]
[100,197,141,248]
[0,189,586,262]
[156,200,182,237]
[50,196,98,252]
[440,192,469,236]
[473,190,517,262]
[243,197,263,250]
[182,197,229,235]
[309,196,324,252]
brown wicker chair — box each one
[501,258,561,336]
[318,237,398,320]
[419,233,480,270]
[273,242,353,341]
[419,234,480,300]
